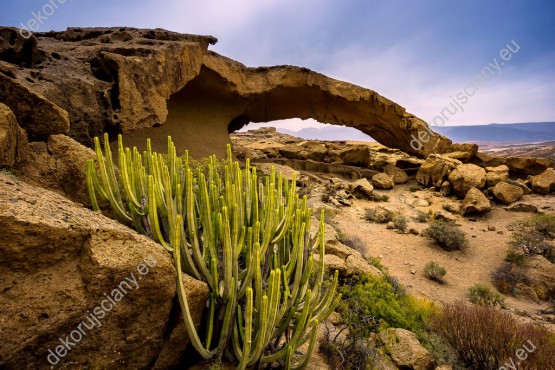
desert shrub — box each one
[393,215,408,232]
[337,232,366,256]
[442,203,454,212]
[320,273,434,369]
[530,213,555,237]
[409,185,421,192]
[492,262,531,295]
[505,248,526,265]
[367,256,387,273]
[429,301,555,370]
[320,300,378,370]
[425,220,468,251]
[510,231,554,263]
[467,284,505,307]
[321,193,331,203]
[364,207,394,224]
[414,210,429,223]
[338,274,433,333]
[423,261,446,283]
[315,207,337,225]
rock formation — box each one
[0,26,454,159]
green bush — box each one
[414,210,429,223]
[425,220,468,251]
[423,261,446,283]
[393,215,408,232]
[429,301,555,370]
[530,213,555,237]
[505,248,526,265]
[338,274,433,333]
[467,284,505,307]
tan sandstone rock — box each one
[485,165,509,187]
[384,164,409,184]
[462,187,491,215]
[530,168,555,194]
[0,102,27,167]
[380,328,435,370]
[350,178,374,199]
[15,134,96,206]
[448,163,486,197]
[372,172,394,190]
[0,173,208,369]
[492,181,524,204]
[416,154,462,188]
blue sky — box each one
[1,0,554,130]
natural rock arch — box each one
[0,27,452,158]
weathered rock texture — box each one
[0,173,208,369]
[0,102,27,166]
[0,26,452,158]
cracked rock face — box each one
[0,26,452,158]
[0,173,208,369]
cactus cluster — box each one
[86,134,340,369]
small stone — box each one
[488,225,496,231]
[410,269,416,275]
[497,230,504,235]
[386,222,395,229]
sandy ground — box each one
[312,179,555,318]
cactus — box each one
[87,134,341,368]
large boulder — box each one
[0,102,27,167]
[462,187,491,215]
[416,154,462,188]
[530,168,555,194]
[0,173,208,369]
[505,157,555,176]
[15,134,96,206]
[314,241,383,278]
[349,178,374,199]
[485,165,509,187]
[372,172,394,190]
[448,163,486,197]
[379,328,435,370]
[492,181,524,204]
[513,256,555,300]
[337,145,371,167]
[384,164,409,184]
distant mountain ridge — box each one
[276,122,555,143]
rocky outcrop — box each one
[15,134,96,206]
[447,163,486,197]
[0,103,27,167]
[530,168,555,194]
[0,173,208,369]
[379,328,435,370]
[0,26,452,158]
[416,154,462,188]
[383,164,409,184]
[372,172,394,190]
[485,165,509,187]
[462,187,491,215]
[492,181,523,204]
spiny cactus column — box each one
[87,134,341,368]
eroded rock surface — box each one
[0,173,208,369]
[0,26,452,158]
